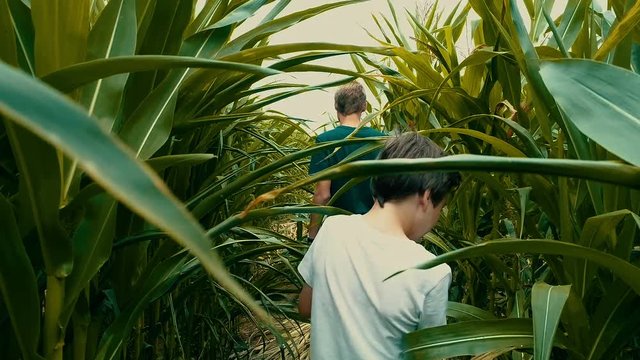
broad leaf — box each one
[206,0,269,29]
[146,154,215,172]
[0,195,42,360]
[43,55,281,93]
[247,156,640,216]
[594,0,640,60]
[121,0,192,117]
[547,0,590,50]
[0,61,271,337]
[118,26,236,159]
[31,0,89,75]
[587,280,640,360]
[6,0,35,75]
[531,0,556,42]
[4,121,72,276]
[0,0,17,66]
[80,0,136,127]
[64,0,137,201]
[447,302,496,321]
[206,206,350,239]
[571,210,640,298]
[532,282,571,360]
[540,59,640,166]
[61,194,117,328]
[218,0,369,56]
[404,318,568,359]
[404,239,640,296]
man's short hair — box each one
[372,132,461,207]
[334,82,366,116]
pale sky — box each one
[196,0,606,131]
[228,0,464,131]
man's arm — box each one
[308,180,331,239]
[298,284,313,319]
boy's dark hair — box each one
[371,132,461,207]
[334,82,366,115]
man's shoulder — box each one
[316,127,346,142]
[357,127,385,137]
[316,126,385,142]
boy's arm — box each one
[418,273,451,328]
[308,180,331,239]
[298,284,313,319]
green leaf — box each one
[251,157,640,217]
[532,282,571,360]
[190,137,382,218]
[6,0,35,75]
[4,121,72,277]
[31,0,89,75]
[206,205,349,239]
[531,0,556,41]
[631,43,640,73]
[572,210,640,298]
[547,0,590,50]
[96,245,188,359]
[43,55,281,93]
[134,0,155,45]
[539,59,640,166]
[61,194,117,328]
[0,195,42,360]
[121,0,192,116]
[447,301,497,321]
[80,0,136,127]
[118,26,240,159]
[146,153,215,172]
[0,61,271,338]
[404,239,640,297]
[404,318,556,359]
[218,0,368,56]
[63,0,137,202]
[0,0,18,66]
[587,280,640,360]
[206,0,269,29]
[594,0,640,61]
[422,128,527,157]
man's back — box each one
[309,125,385,214]
[298,215,451,359]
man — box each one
[308,81,385,241]
[298,132,461,360]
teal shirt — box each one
[309,125,385,214]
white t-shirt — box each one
[298,215,451,360]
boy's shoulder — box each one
[321,214,355,229]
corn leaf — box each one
[43,55,281,93]
[31,0,89,75]
[0,195,42,360]
[6,0,35,75]
[539,59,640,166]
[0,61,271,340]
[532,282,571,360]
[406,239,640,296]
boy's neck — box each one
[338,113,362,127]
[363,200,417,241]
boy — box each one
[298,132,461,359]
[307,81,385,241]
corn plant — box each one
[0,0,396,359]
